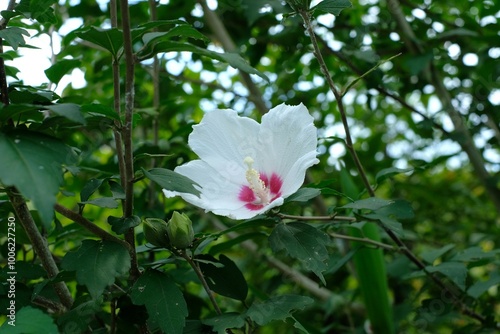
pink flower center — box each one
[238,157,282,211]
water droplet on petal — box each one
[14,139,20,144]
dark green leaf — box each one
[425,262,467,291]
[450,247,500,262]
[80,178,104,202]
[16,0,57,23]
[109,180,126,199]
[467,272,500,298]
[246,295,314,326]
[61,240,131,298]
[79,197,118,209]
[130,269,188,334]
[45,103,86,124]
[202,313,246,334]
[0,27,29,50]
[269,222,329,284]
[76,27,123,58]
[0,306,58,333]
[0,130,76,226]
[341,197,393,211]
[142,25,209,46]
[108,215,141,234]
[142,167,200,197]
[196,254,248,301]
[375,167,413,183]
[44,59,81,85]
[56,297,102,333]
[284,187,321,203]
[81,103,120,120]
[312,0,352,16]
[420,244,456,264]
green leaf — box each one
[142,167,200,197]
[79,197,118,209]
[284,187,321,203]
[56,297,102,334]
[76,27,123,58]
[81,103,120,120]
[130,269,188,334]
[109,180,126,199]
[16,0,57,23]
[420,244,456,264]
[312,0,352,16]
[341,197,393,211]
[269,222,329,284]
[467,272,500,298]
[44,58,81,85]
[0,27,29,50]
[375,167,413,183]
[0,129,76,226]
[108,215,141,234]
[61,240,131,298]
[0,306,58,334]
[202,313,246,334]
[450,247,500,262]
[80,178,104,202]
[45,103,86,124]
[246,295,314,326]
[196,254,248,301]
[142,25,209,46]
[425,262,467,291]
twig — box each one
[54,204,132,252]
[278,213,356,222]
[180,251,223,315]
[8,191,73,309]
[119,0,140,282]
[328,232,396,251]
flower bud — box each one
[166,212,194,249]
[143,218,170,248]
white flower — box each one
[163,103,319,220]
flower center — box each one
[244,157,270,205]
[238,157,283,211]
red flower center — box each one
[238,172,283,211]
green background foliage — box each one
[0,0,499,333]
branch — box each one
[8,191,73,309]
[54,204,132,252]
[328,232,396,251]
[118,0,140,282]
[278,213,356,222]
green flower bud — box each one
[143,218,170,248]
[166,212,194,249]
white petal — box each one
[188,109,260,183]
[257,103,319,196]
[163,160,281,219]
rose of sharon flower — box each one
[163,103,319,219]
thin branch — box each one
[328,232,396,251]
[54,204,132,252]
[119,0,140,281]
[299,9,375,197]
[180,251,222,315]
[278,213,356,222]
[8,191,73,309]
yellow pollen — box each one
[244,157,269,204]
